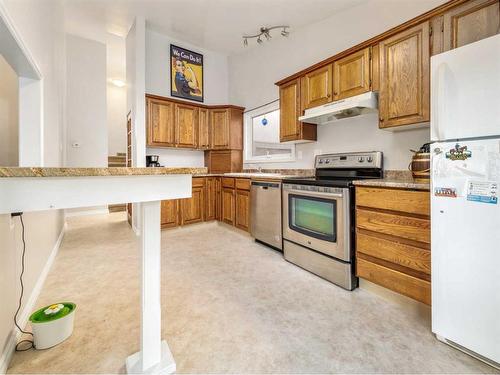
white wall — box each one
[145,28,229,167]
[107,33,127,156]
[65,34,107,167]
[0,54,18,166]
[228,0,447,170]
[0,0,65,370]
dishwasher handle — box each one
[251,181,280,189]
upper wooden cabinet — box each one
[146,94,244,150]
[333,47,372,100]
[442,0,499,51]
[147,97,175,147]
[175,103,198,148]
[378,22,430,129]
[301,64,333,109]
[279,79,317,143]
[210,108,230,149]
[198,108,210,149]
[210,107,243,150]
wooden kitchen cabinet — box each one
[146,94,244,151]
[378,22,430,129]
[161,199,179,229]
[235,179,251,232]
[205,177,217,221]
[333,47,371,100]
[198,108,210,149]
[204,150,242,173]
[442,0,499,52]
[180,178,205,225]
[210,108,229,149]
[355,186,431,305]
[221,187,235,225]
[209,107,243,150]
[147,97,175,147]
[301,64,333,109]
[279,78,317,143]
[175,103,198,148]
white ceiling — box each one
[63,0,368,55]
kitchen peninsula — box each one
[0,166,206,375]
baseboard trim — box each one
[0,222,66,374]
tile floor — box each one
[7,213,495,373]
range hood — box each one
[298,91,378,124]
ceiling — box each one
[63,0,368,55]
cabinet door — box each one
[301,64,333,109]
[161,200,179,229]
[378,22,430,129]
[210,109,229,149]
[215,177,222,220]
[181,185,205,225]
[280,79,301,141]
[175,103,198,148]
[333,47,371,100]
[235,189,250,232]
[198,108,210,149]
[221,188,235,225]
[443,0,499,51]
[147,98,175,147]
[205,177,216,221]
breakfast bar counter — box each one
[0,166,205,375]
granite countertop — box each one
[193,169,315,180]
[352,170,430,191]
[0,167,208,178]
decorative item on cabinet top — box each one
[276,0,499,134]
[145,94,244,151]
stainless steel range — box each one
[282,151,383,290]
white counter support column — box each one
[126,200,176,375]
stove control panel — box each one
[315,151,382,169]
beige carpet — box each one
[7,213,494,374]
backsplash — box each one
[243,168,315,176]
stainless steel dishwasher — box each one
[250,180,282,250]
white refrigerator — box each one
[431,34,500,368]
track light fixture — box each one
[243,26,289,47]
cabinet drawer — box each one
[192,177,205,187]
[357,231,430,274]
[357,258,431,305]
[356,209,430,244]
[222,177,235,189]
[356,187,430,216]
[235,178,250,191]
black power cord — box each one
[11,213,35,351]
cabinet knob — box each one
[379,117,384,122]
[327,93,331,98]
[333,92,338,96]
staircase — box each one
[108,153,127,213]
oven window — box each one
[289,194,336,242]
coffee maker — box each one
[146,155,161,167]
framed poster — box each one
[170,44,204,103]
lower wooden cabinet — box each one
[205,177,217,221]
[221,188,235,225]
[160,176,250,233]
[235,189,250,231]
[161,199,179,229]
[181,182,205,225]
[355,186,431,305]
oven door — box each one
[282,184,350,261]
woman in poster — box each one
[172,57,201,100]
